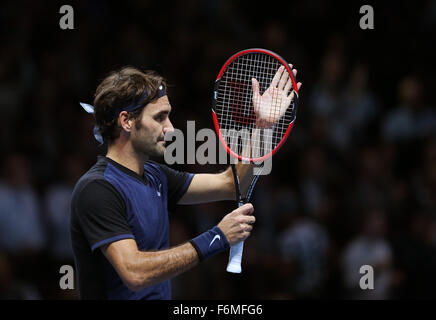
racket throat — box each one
[231,163,243,205]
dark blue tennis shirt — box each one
[70,156,194,300]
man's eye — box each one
[155,114,165,121]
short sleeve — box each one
[74,180,134,252]
[157,164,194,207]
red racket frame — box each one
[211,48,299,163]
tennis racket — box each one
[211,48,301,273]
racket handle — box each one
[226,240,244,273]
[227,189,245,273]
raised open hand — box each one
[251,64,302,128]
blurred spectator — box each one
[0,153,45,253]
[342,209,394,299]
[342,62,381,143]
[248,175,278,252]
[44,153,86,262]
[392,211,436,299]
[309,49,345,118]
[278,205,329,298]
[0,153,46,297]
[299,146,327,218]
[309,47,351,150]
[0,251,41,299]
[0,43,25,150]
[347,144,393,228]
[382,75,436,142]
[412,138,436,213]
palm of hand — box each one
[253,87,295,128]
[251,65,299,128]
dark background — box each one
[0,0,435,299]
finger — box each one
[287,82,302,99]
[284,69,298,91]
[241,231,251,240]
[283,76,293,94]
[246,215,256,224]
[238,223,245,232]
[287,80,303,97]
[287,64,296,77]
[239,203,254,215]
[271,65,285,88]
[239,215,256,225]
[251,78,260,108]
[251,78,260,98]
[238,223,253,232]
[278,69,289,91]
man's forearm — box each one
[129,242,199,291]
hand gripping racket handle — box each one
[226,200,245,273]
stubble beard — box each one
[131,133,165,159]
[131,117,166,159]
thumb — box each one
[239,203,254,215]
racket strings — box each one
[215,53,296,159]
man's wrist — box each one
[189,226,229,262]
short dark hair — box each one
[93,66,167,145]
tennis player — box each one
[70,67,256,299]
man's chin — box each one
[151,144,166,158]
[133,145,164,160]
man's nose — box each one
[163,119,174,135]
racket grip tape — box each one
[226,240,245,273]
[226,200,246,273]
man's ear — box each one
[127,119,133,131]
[119,111,132,132]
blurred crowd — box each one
[0,1,435,299]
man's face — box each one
[130,95,173,159]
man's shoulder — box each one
[71,157,115,202]
[70,176,125,222]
